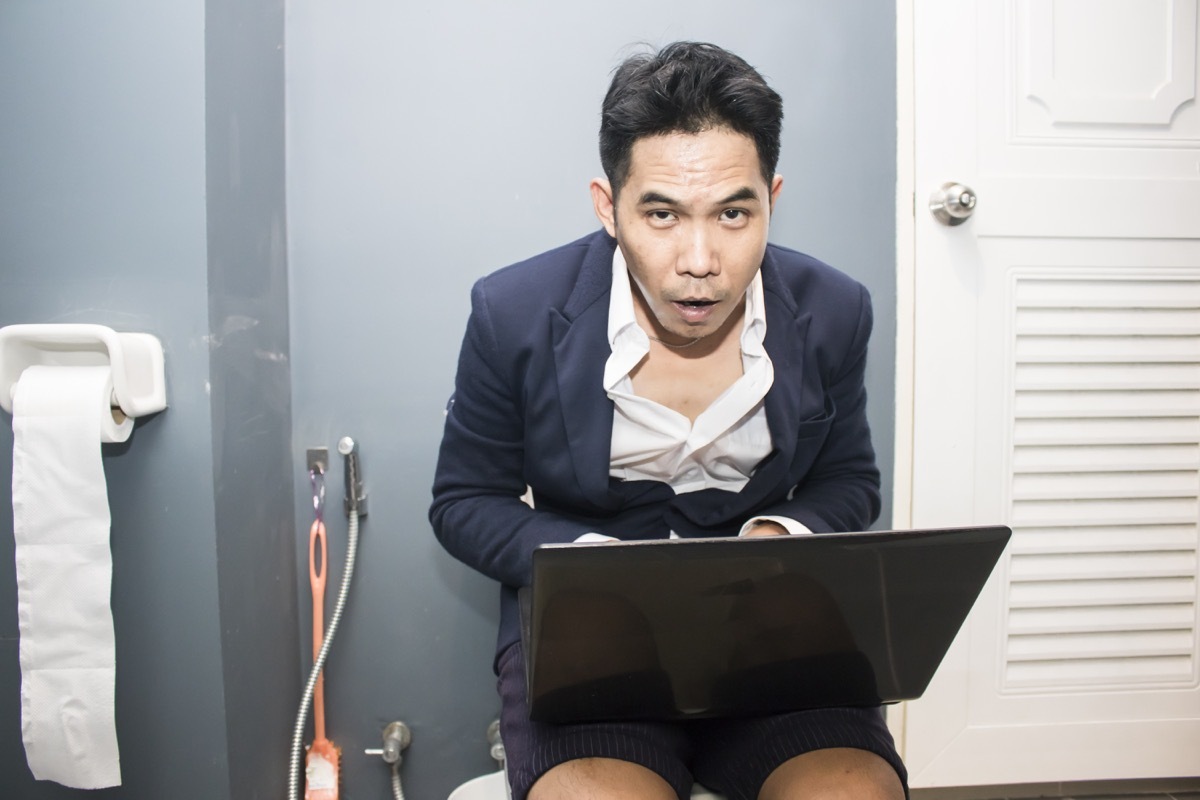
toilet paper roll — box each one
[11,365,132,789]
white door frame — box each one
[889,0,917,755]
[894,0,917,538]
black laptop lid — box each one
[521,526,1011,723]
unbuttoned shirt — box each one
[576,247,811,541]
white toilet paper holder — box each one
[0,324,166,418]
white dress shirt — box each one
[576,247,811,541]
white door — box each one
[902,0,1200,788]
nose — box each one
[677,224,719,278]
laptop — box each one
[520,525,1010,723]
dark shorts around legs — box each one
[497,643,909,800]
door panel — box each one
[906,0,1200,787]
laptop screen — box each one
[521,526,1010,723]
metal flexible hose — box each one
[390,759,405,800]
[288,506,360,800]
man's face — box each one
[591,127,783,345]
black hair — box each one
[599,42,784,197]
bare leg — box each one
[528,757,678,800]
[758,748,904,800]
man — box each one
[431,42,905,800]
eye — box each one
[721,209,746,221]
[647,209,676,226]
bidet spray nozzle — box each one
[338,436,367,517]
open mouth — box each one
[672,299,719,324]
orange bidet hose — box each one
[305,518,341,799]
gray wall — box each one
[287,2,896,799]
[0,1,894,798]
[206,0,297,796]
[1,1,295,798]
[0,1,223,797]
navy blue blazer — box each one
[430,230,881,661]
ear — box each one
[768,174,784,213]
[590,178,617,237]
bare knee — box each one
[528,757,677,800]
[758,748,904,800]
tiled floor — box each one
[1031,795,1200,800]
[912,792,1200,800]
[912,796,1197,799]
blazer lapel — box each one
[550,233,619,509]
[759,255,812,483]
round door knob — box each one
[929,182,977,226]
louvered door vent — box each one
[1004,274,1199,691]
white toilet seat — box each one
[447,770,508,800]
[446,770,725,800]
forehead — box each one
[624,128,765,197]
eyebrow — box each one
[637,191,679,206]
[636,187,761,206]
[719,187,760,204]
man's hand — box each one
[743,521,789,537]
